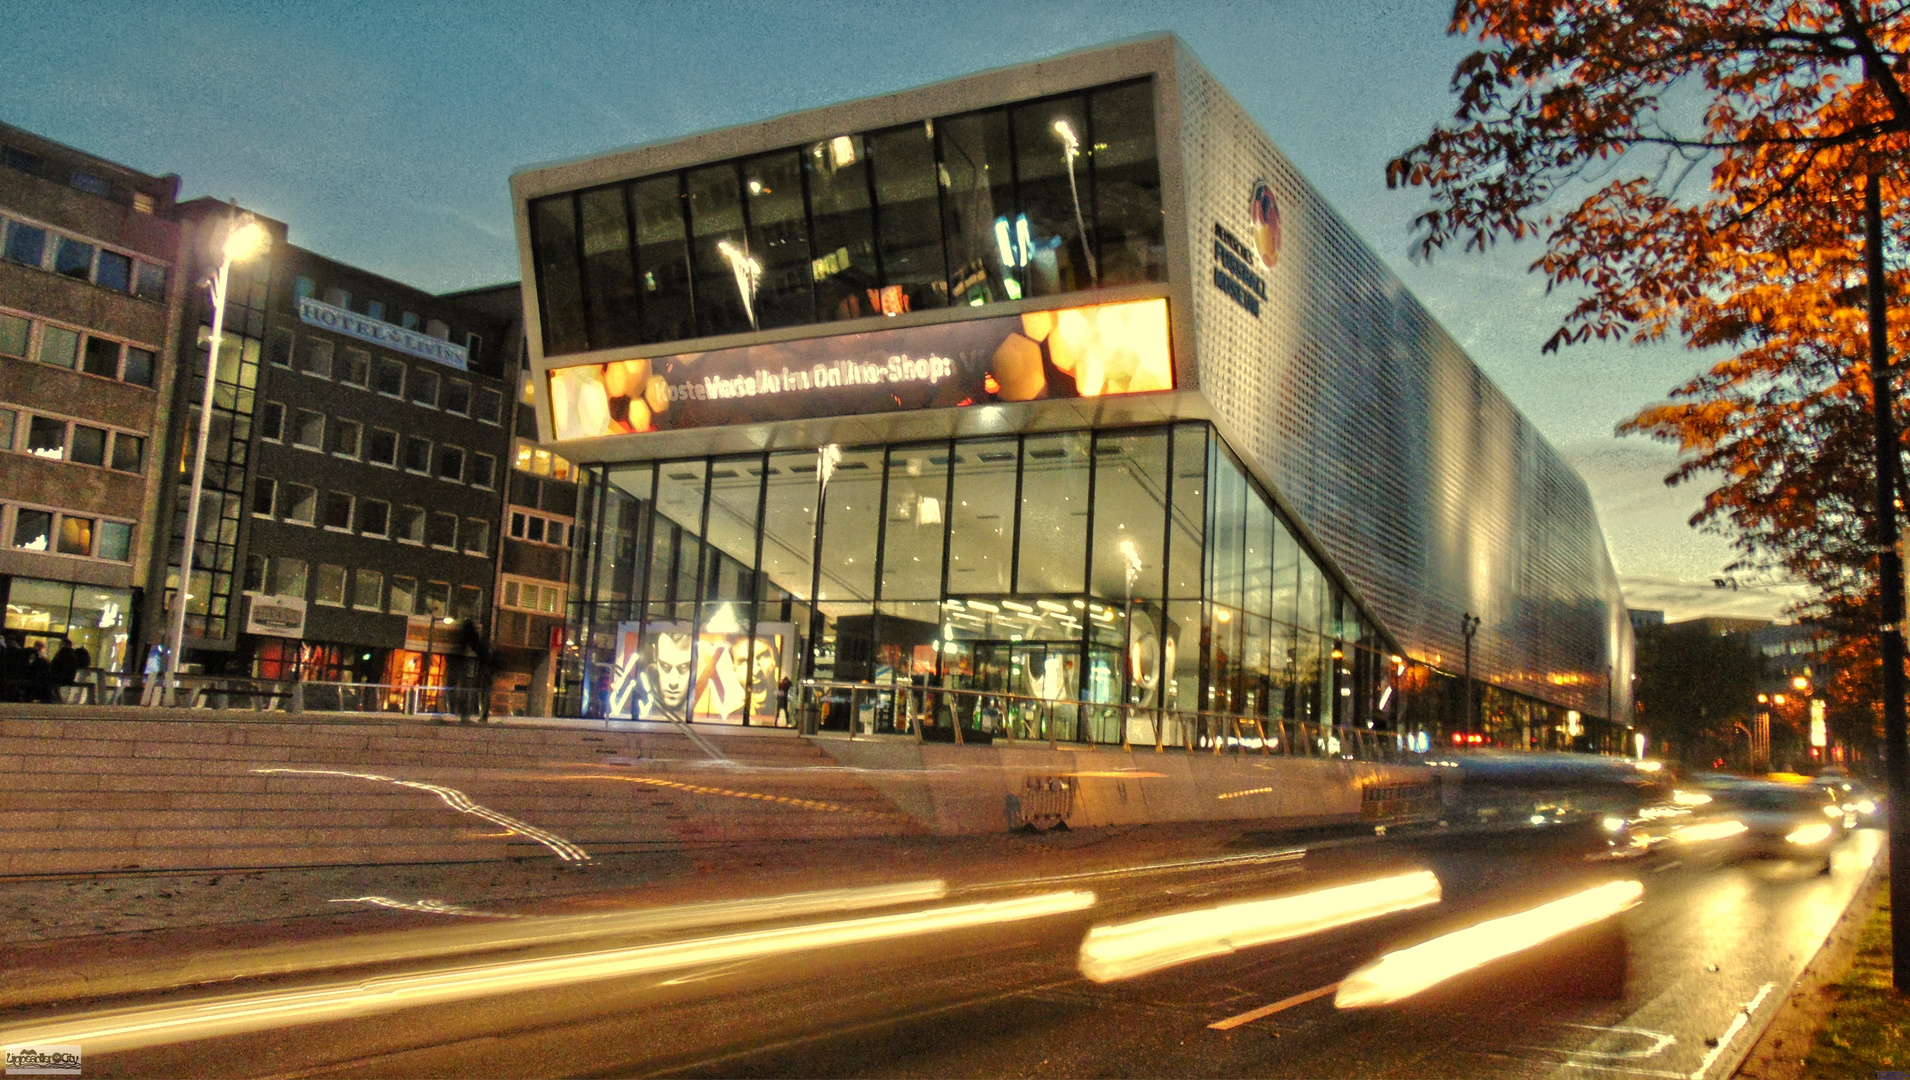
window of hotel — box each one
[96,520,131,562]
[281,483,316,525]
[322,287,349,308]
[293,410,324,450]
[410,368,439,408]
[396,505,426,544]
[372,357,404,397]
[426,511,458,549]
[300,337,334,379]
[421,581,450,618]
[329,419,361,459]
[442,379,471,416]
[435,445,464,483]
[269,557,307,600]
[133,262,166,302]
[295,277,316,302]
[122,346,154,387]
[267,328,294,368]
[468,452,495,490]
[319,491,353,531]
[37,325,78,369]
[0,407,13,450]
[463,519,490,555]
[452,585,484,621]
[528,79,1162,356]
[426,319,450,340]
[357,498,389,537]
[338,347,369,387]
[402,436,431,474]
[314,564,347,606]
[388,575,417,615]
[0,312,27,356]
[56,514,92,556]
[68,424,107,467]
[366,427,397,466]
[474,386,502,424]
[352,568,383,611]
[110,433,143,473]
[257,402,284,442]
[252,478,277,517]
[400,311,420,331]
[365,300,385,321]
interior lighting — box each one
[967,600,1000,613]
[1001,600,1034,613]
[1334,880,1643,1009]
[1078,871,1440,983]
[1037,600,1070,613]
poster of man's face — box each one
[646,631,694,719]
[610,621,793,723]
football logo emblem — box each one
[1249,181,1281,269]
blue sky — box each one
[1,0,1792,620]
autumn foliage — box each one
[1389,0,1910,739]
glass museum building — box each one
[510,36,1635,749]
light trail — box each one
[1078,870,1441,983]
[1672,820,1748,846]
[0,891,1095,1055]
[1209,982,1340,1029]
[1335,880,1643,1008]
[251,768,590,862]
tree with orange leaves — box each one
[1388,0,1910,750]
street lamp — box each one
[1460,612,1481,738]
[163,212,270,706]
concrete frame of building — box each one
[146,204,515,695]
[0,122,187,680]
[509,35,1634,747]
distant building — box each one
[443,281,580,716]
[0,121,185,672]
[149,203,514,690]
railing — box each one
[77,673,489,719]
[792,678,1419,763]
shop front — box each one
[2,575,135,672]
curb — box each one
[1728,838,1887,1079]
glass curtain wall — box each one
[567,422,1397,745]
[529,78,1164,356]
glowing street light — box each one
[163,211,269,705]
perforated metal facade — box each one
[511,34,1634,722]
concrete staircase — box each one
[0,712,919,876]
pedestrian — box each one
[0,633,28,703]
[27,641,54,704]
[48,638,81,704]
[776,675,792,727]
[455,619,494,723]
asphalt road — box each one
[8,825,1880,1079]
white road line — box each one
[1651,860,1684,873]
[252,767,590,862]
[1209,982,1340,1030]
[1688,981,1775,1080]
[1559,1061,1688,1079]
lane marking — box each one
[252,768,589,862]
[1688,981,1774,1080]
[1652,860,1684,874]
[1559,1062,1687,1079]
[1209,981,1339,1030]
[1551,1023,1677,1059]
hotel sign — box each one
[548,296,1172,439]
[298,297,469,370]
[245,594,307,639]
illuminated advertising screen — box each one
[606,619,795,724]
[548,296,1170,439]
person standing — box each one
[48,638,81,704]
[27,641,54,704]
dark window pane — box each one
[372,357,404,396]
[257,401,284,441]
[267,328,293,368]
[474,386,502,424]
[410,367,439,407]
[12,508,51,550]
[54,237,95,279]
[686,163,753,336]
[442,379,470,415]
[427,511,458,548]
[631,174,694,344]
[95,249,132,292]
[134,262,165,301]
[580,184,642,349]
[366,427,397,465]
[806,135,878,322]
[868,123,946,314]
[4,221,46,267]
[110,433,144,472]
[402,436,431,473]
[27,416,65,458]
[531,194,587,355]
[358,499,390,536]
[939,110,1019,305]
[97,521,131,562]
[436,445,464,482]
[252,478,276,516]
[1011,95,1095,296]
[70,424,107,466]
[1089,81,1164,286]
[82,336,119,377]
[741,150,813,329]
[320,491,352,530]
[122,346,154,386]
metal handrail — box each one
[792,677,1418,763]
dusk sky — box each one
[1,0,1799,622]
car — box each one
[1806,774,1882,824]
[1705,781,1849,872]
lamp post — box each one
[163,212,270,706]
[1460,612,1481,739]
